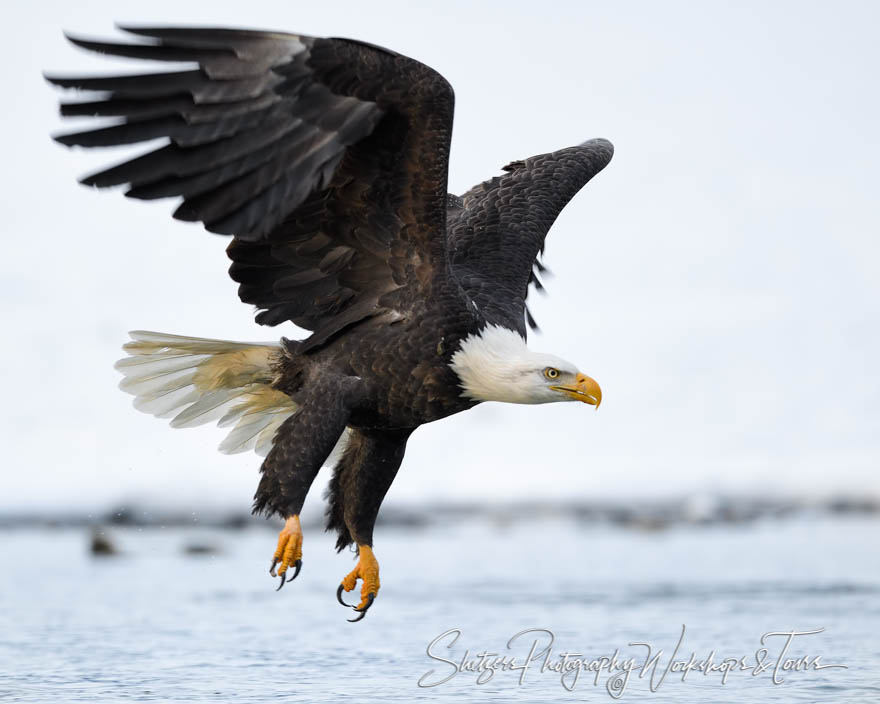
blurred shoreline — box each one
[0,494,877,532]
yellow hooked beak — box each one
[551,373,602,408]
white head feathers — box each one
[449,324,581,404]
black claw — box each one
[358,592,375,611]
[286,559,302,583]
[347,592,375,622]
[269,559,278,578]
[337,583,352,607]
[276,573,288,591]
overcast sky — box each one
[2,0,878,513]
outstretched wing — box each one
[48,26,454,348]
[447,139,613,336]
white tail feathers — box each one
[115,331,297,457]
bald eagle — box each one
[48,26,612,621]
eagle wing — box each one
[48,26,454,348]
[447,139,613,336]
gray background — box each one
[3,0,878,512]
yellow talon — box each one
[270,515,303,583]
[340,544,380,611]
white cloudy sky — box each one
[2,0,878,512]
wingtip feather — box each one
[579,137,615,166]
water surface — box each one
[1,516,878,702]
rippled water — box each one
[1,516,878,702]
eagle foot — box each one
[270,515,303,591]
[338,544,379,621]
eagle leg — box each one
[258,375,364,591]
[338,544,380,620]
[326,427,413,620]
[270,515,303,590]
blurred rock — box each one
[183,543,220,556]
[90,528,117,556]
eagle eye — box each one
[544,367,560,380]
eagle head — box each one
[449,325,601,407]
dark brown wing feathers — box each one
[447,139,614,336]
[48,27,454,347]
[49,27,613,347]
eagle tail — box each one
[114,331,297,456]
